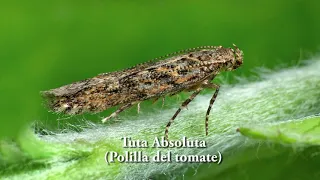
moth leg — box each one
[202,83,220,136]
[152,96,165,108]
[162,97,165,108]
[102,102,135,123]
[137,103,141,114]
[152,97,160,104]
[165,88,203,140]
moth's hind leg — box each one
[201,82,220,136]
[165,88,203,140]
[102,102,136,123]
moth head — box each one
[206,44,244,71]
[230,44,243,70]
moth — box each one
[41,44,243,139]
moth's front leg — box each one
[201,82,220,136]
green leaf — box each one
[238,115,320,145]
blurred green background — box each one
[0,0,319,138]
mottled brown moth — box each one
[41,44,243,139]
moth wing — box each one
[41,77,105,98]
